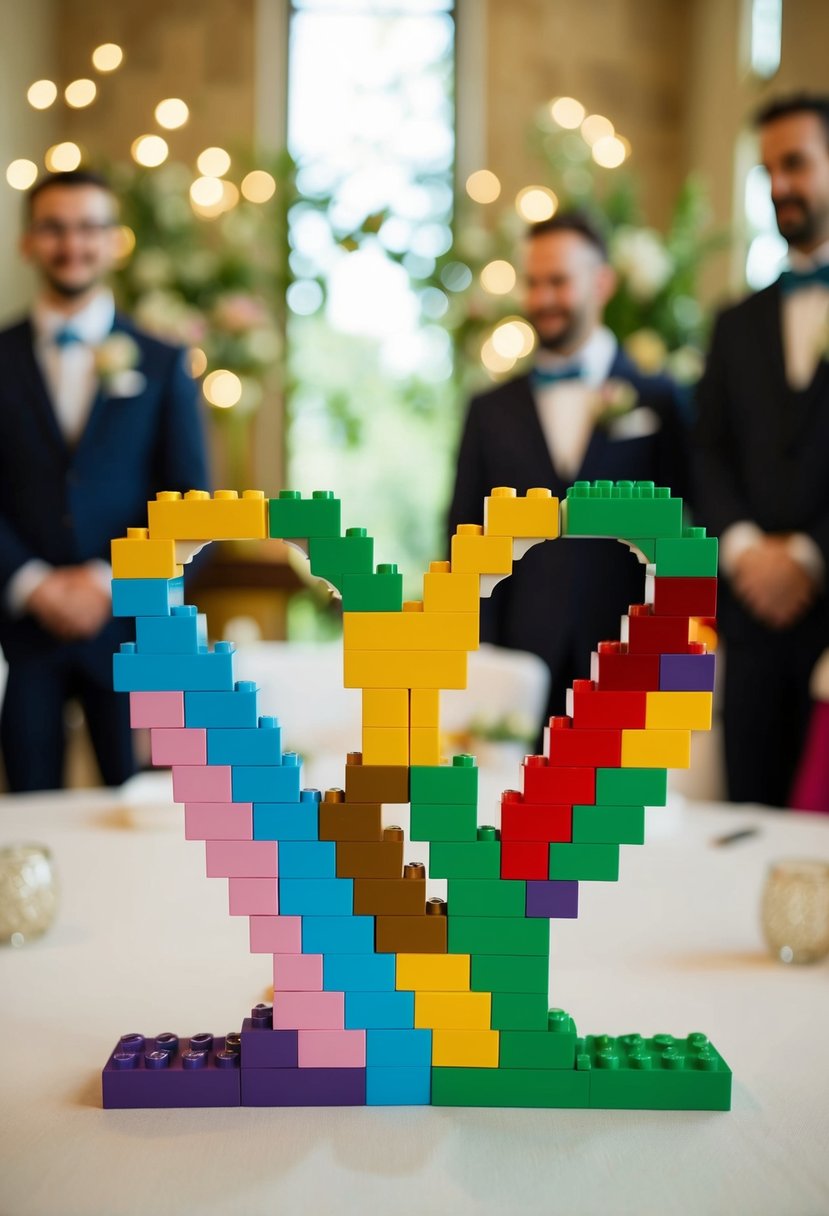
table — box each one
[1,785,828,1216]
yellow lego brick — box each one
[423,562,480,613]
[621,728,691,769]
[361,727,409,766]
[409,727,442,766]
[484,487,560,539]
[111,529,183,579]
[432,1029,500,1068]
[344,649,468,690]
[147,489,267,541]
[362,689,409,728]
[396,953,470,991]
[414,990,491,1030]
[645,691,713,731]
[451,526,513,576]
[410,688,440,728]
[344,611,478,652]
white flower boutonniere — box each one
[94,333,146,398]
[591,378,639,429]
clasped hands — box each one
[26,565,111,640]
[732,535,819,630]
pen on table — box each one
[712,827,760,846]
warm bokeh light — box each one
[203,369,242,408]
[131,135,169,168]
[241,169,276,203]
[64,79,97,109]
[481,336,516,376]
[480,259,517,295]
[190,176,224,208]
[465,169,501,204]
[550,96,585,129]
[45,142,82,172]
[619,135,632,158]
[189,347,208,378]
[92,43,124,72]
[220,180,240,211]
[113,226,136,261]
[591,135,627,168]
[6,159,38,190]
[27,80,57,110]
[515,185,558,223]
[154,98,189,130]
[580,113,615,146]
[197,147,231,178]
[491,318,536,360]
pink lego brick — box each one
[129,691,184,728]
[205,840,278,879]
[228,877,279,916]
[172,764,232,803]
[273,953,323,991]
[151,727,207,767]
[272,990,344,1030]
[298,1029,366,1068]
[249,916,302,954]
[184,802,253,841]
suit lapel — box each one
[513,375,568,493]
[72,316,132,462]
[17,320,70,462]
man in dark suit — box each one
[696,94,829,807]
[448,212,689,735]
[0,170,209,791]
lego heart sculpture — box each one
[102,482,731,1112]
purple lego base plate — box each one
[102,1034,240,1109]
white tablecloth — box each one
[1,786,828,1216]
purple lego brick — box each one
[102,1034,240,1108]
[659,652,716,692]
[241,1065,366,1106]
[525,879,579,918]
[240,1017,299,1068]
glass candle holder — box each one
[761,859,829,964]
[0,844,58,947]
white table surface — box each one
[1,785,828,1216]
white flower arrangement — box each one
[611,227,674,302]
[94,332,146,398]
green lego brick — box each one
[339,564,403,612]
[549,842,620,881]
[499,1011,577,1069]
[596,767,667,806]
[429,840,500,879]
[572,804,645,845]
[654,529,719,577]
[431,1065,589,1108]
[268,490,341,539]
[491,992,554,1030]
[470,954,548,993]
[308,529,374,585]
[410,803,478,842]
[561,481,683,540]
[626,537,657,562]
[447,879,527,918]
[410,756,477,805]
[448,916,550,957]
[581,1033,732,1111]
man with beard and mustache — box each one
[0,171,209,791]
[448,212,689,740]
[696,94,829,807]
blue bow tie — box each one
[530,363,583,388]
[52,326,84,348]
[779,264,829,295]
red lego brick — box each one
[521,756,595,805]
[591,643,661,691]
[500,791,572,842]
[652,577,717,618]
[625,608,693,655]
[544,717,622,767]
[501,840,550,880]
[569,680,648,729]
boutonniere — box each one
[591,378,639,429]
[94,333,146,398]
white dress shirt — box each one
[6,291,115,614]
[532,326,618,480]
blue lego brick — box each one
[366,1028,432,1069]
[113,643,235,692]
[112,577,184,618]
[278,840,336,878]
[184,682,259,728]
[135,606,207,653]
[279,877,353,916]
[323,953,396,992]
[345,990,415,1030]
[253,795,319,841]
[302,915,375,954]
[232,755,302,803]
[207,718,283,766]
[366,1066,431,1105]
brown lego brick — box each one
[336,840,404,879]
[318,802,383,842]
[353,878,426,916]
[345,762,409,804]
[375,915,447,954]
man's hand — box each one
[732,536,819,629]
[26,565,111,639]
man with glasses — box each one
[0,170,209,791]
